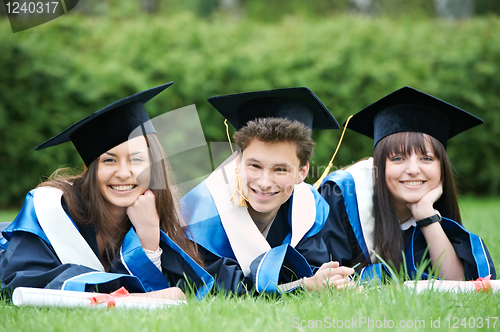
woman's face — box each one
[97,136,151,214]
[385,138,441,213]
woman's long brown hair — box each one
[372,132,461,270]
[38,133,203,268]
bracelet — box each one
[143,247,161,254]
[144,246,163,271]
[300,277,308,290]
[416,210,442,228]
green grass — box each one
[1,286,499,332]
[1,196,499,332]
[0,210,17,224]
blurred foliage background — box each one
[0,0,499,208]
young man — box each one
[181,87,355,294]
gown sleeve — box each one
[318,180,367,268]
[405,218,496,280]
[0,191,137,294]
[197,243,314,295]
[1,191,213,299]
[0,230,144,294]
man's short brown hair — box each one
[233,117,315,167]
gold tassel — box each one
[224,119,247,207]
[231,167,248,207]
[313,115,353,189]
[224,119,234,155]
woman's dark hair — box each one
[39,133,202,268]
[372,132,461,269]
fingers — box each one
[406,182,444,220]
[323,274,353,289]
[314,263,355,283]
[306,262,357,292]
[127,190,159,227]
[306,272,359,292]
[318,261,340,271]
[127,189,160,250]
[164,287,187,301]
[130,287,187,301]
[143,189,155,198]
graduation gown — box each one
[318,158,496,281]
[0,187,213,300]
[180,155,331,294]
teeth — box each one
[402,181,424,186]
[110,185,135,191]
[253,189,277,196]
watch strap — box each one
[415,210,442,228]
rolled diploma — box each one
[404,279,500,293]
[12,287,185,309]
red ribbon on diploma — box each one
[474,275,492,293]
[88,287,130,308]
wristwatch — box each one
[416,210,442,228]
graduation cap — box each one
[345,86,483,149]
[35,82,173,165]
[207,87,339,131]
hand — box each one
[406,183,443,220]
[126,190,160,251]
[130,287,186,301]
[303,261,355,291]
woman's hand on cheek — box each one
[126,189,160,251]
[407,183,443,220]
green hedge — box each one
[1,13,499,208]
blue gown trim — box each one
[405,217,493,279]
[0,236,7,251]
[255,244,313,293]
[62,271,146,292]
[284,184,330,243]
[469,231,491,278]
[358,263,387,282]
[159,231,214,301]
[181,181,236,260]
[321,172,370,262]
[0,222,8,250]
[121,228,170,292]
[2,190,50,245]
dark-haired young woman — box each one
[319,86,495,281]
[0,83,213,300]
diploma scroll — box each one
[404,277,499,293]
[12,287,186,309]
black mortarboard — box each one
[207,87,339,131]
[345,86,483,149]
[35,82,173,165]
